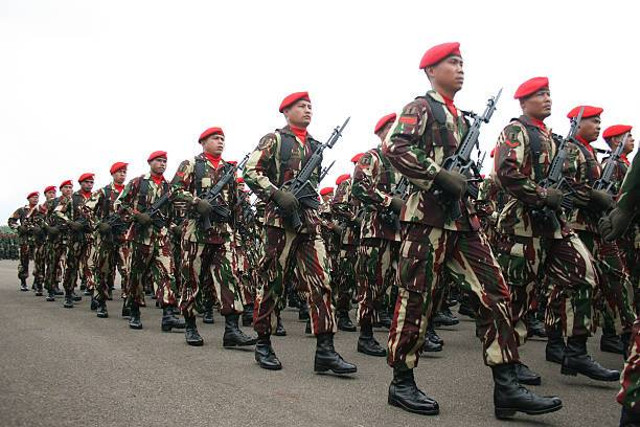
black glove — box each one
[599,208,635,242]
[134,213,152,226]
[590,189,615,212]
[195,199,213,216]
[98,222,112,234]
[271,189,299,215]
[434,169,467,199]
[545,188,564,210]
[69,221,85,232]
[390,197,405,214]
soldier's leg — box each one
[116,243,130,300]
[180,240,207,344]
[61,241,82,307]
[617,317,640,424]
[33,241,46,295]
[93,237,112,317]
[334,245,356,332]
[18,240,29,290]
[149,242,185,332]
[127,243,152,329]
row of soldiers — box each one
[7,41,640,424]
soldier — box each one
[351,113,403,357]
[494,79,619,382]
[33,186,58,297]
[564,108,636,357]
[43,181,72,301]
[235,177,258,327]
[115,151,185,331]
[243,91,356,374]
[85,162,131,318]
[382,43,560,418]
[8,191,42,292]
[171,127,256,348]
[54,173,95,308]
[319,186,341,288]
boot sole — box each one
[129,324,143,330]
[600,346,625,355]
[495,402,562,419]
[561,365,620,381]
[545,355,563,364]
[202,319,215,324]
[186,340,204,346]
[63,305,73,309]
[388,396,439,416]
[314,364,357,374]
[97,313,109,318]
[274,331,287,337]
[357,348,387,357]
[223,340,258,348]
[256,361,282,370]
[46,298,55,302]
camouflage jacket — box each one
[234,190,256,251]
[618,153,640,213]
[8,205,42,243]
[567,138,606,233]
[494,115,583,239]
[115,173,172,247]
[43,197,67,243]
[382,90,480,231]
[319,200,340,253]
[331,178,361,246]
[85,183,126,240]
[171,154,238,245]
[475,173,506,228]
[352,146,402,241]
[243,125,322,234]
[54,191,94,243]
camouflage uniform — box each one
[115,174,177,308]
[8,205,43,287]
[319,199,340,280]
[243,126,337,336]
[43,197,66,295]
[383,90,519,369]
[351,147,402,328]
[234,191,258,308]
[170,199,188,298]
[493,116,597,344]
[170,154,244,318]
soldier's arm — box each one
[352,152,392,207]
[382,100,441,190]
[170,160,196,203]
[330,182,356,221]
[114,179,138,220]
[54,198,71,223]
[618,154,640,213]
[494,124,547,208]
[7,208,21,229]
[565,145,590,206]
[243,133,279,201]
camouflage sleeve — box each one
[475,177,496,219]
[352,151,392,207]
[170,159,196,204]
[114,178,139,219]
[618,154,640,213]
[54,198,71,223]
[243,133,278,202]
[330,181,355,221]
[382,100,440,190]
[7,208,22,229]
[494,123,547,208]
[85,189,104,223]
[567,144,592,206]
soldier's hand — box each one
[48,226,60,236]
[590,189,615,212]
[434,169,467,199]
[69,221,85,232]
[599,207,635,242]
[134,213,152,226]
[271,189,299,215]
[390,197,405,214]
[98,222,112,234]
[17,225,27,234]
[195,199,213,216]
[545,188,564,210]
[31,226,42,235]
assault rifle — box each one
[140,192,172,230]
[380,177,410,229]
[280,117,350,230]
[593,133,629,194]
[319,160,336,184]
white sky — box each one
[1,0,638,220]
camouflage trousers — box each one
[79,240,94,290]
[356,238,399,327]
[236,248,255,306]
[63,239,91,294]
[333,244,357,313]
[32,241,46,287]
[577,230,636,335]
[254,226,337,336]
[179,238,244,318]
[91,235,130,303]
[619,317,640,411]
[45,239,65,293]
[620,227,640,315]
[18,241,35,281]
[128,241,176,308]
[171,235,182,297]
[388,224,519,369]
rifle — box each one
[435,89,502,219]
[140,192,172,230]
[280,117,350,230]
[200,153,250,231]
[380,177,410,229]
[101,213,129,237]
[531,106,585,227]
[593,133,629,194]
[319,160,336,184]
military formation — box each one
[6,41,640,425]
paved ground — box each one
[0,260,622,426]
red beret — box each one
[199,127,224,141]
[567,105,603,119]
[320,187,334,196]
[26,191,39,200]
[236,177,244,184]
[374,113,397,134]
[279,92,310,113]
[60,180,73,188]
[514,77,549,99]
[78,173,95,183]
[351,153,364,163]
[336,173,351,185]
[110,162,128,175]
[147,150,167,162]
[419,42,461,69]
[44,186,56,194]
[603,124,633,140]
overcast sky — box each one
[1,0,637,220]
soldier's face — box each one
[284,100,312,128]
[112,169,127,185]
[521,89,552,120]
[625,134,635,154]
[578,116,601,143]
[45,191,56,201]
[61,185,73,196]
[202,134,225,156]
[322,194,332,202]
[237,182,245,192]
[427,56,464,93]
[150,158,167,175]
[81,180,94,192]
[28,195,39,206]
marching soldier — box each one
[171,127,256,348]
[351,113,403,357]
[43,181,73,301]
[115,151,185,331]
[8,191,42,292]
[33,186,58,297]
[243,91,357,374]
[382,43,560,417]
[235,177,258,327]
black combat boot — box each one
[255,334,282,370]
[492,363,562,419]
[305,319,311,334]
[223,314,257,348]
[35,283,43,296]
[620,405,640,427]
[83,288,92,296]
[601,331,625,355]
[90,296,99,311]
[54,286,64,296]
[422,323,443,352]
[20,279,28,292]
[377,306,392,329]
[274,314,287,336]
[184,315,203,346]
[515,363,541,386]
[242,304,253,327]
[357,323,386,357]
[129,303,142,329]
[202,308,215,324]
[337,310,356,332]
[433,308,459,327]
[298,303,310,321]
[457,295,476,319]
[427,323,444,345]
[545,328,565,364]
[96,300,109,318]
[63,292,73,308]
[121,300,131,318]
[46,289,55,302]
[526,314,547,338]
[388,366,439,415]
[562,336,620,381]
[72,291,82,302]
[314,333,357,374]
[161,307,186,332]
